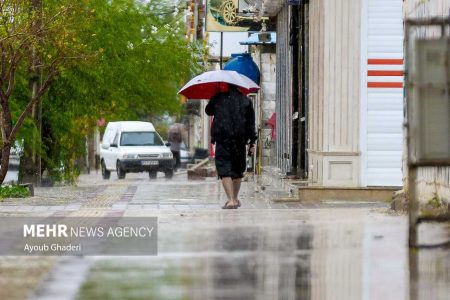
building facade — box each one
[310,0,405,187]
[263,0,405,187]
[240,34,277,167]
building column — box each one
[307,0,362,187]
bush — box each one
[0,185,31,199]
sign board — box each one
[206,0,276,32]
[409,39,450,165]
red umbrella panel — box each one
[178,70,260,100]
[179,82,258,100]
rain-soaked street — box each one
[0,172,448,300]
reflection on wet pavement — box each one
[78,209,407,300]
[410,248,450,300]
[410,222,450,300]
[76,175,450,300]
[2,173,447,300]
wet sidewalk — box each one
[0,172,448,300]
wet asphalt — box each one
[0,172,448,300]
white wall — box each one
[208,32,249,57]
[308,0,362,187]
[252,48,276,167]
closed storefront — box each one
[259,0,405,187]
[307,0,404,187]
[307,0,363,187]
[361,0,404,186]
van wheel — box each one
[116,161,126,179]
[165,169,174,179]
[149,171,157,179]
[101,161,111,180]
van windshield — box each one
[120,132,164,146]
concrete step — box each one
[295,186,401,202]
[187,158,217,180]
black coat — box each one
[205,88,257,145]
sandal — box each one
[236,200,241,207]
[222,201,238,209]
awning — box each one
[239,32,276,45]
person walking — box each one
[168,123,184,171]
[205,83,257,209]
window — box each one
[120,132,164,146]
[112,133,119,146]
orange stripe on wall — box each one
[368,59,404,65]
[368,82,403,88]
[368,70,404,76]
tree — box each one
[0,0,91,184]
[1,0,204,184]
[39,0,204,182]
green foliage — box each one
[421,193,448,217]
[427,195,444,209]
[7,0,204,182]
[0,185,31,199]
[154,123,170,141]
[209,0,223,9]
[1,0,95,184]
[76,261,193,300]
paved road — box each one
[0,172,448,300]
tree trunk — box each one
[0,87,14,185]
[0,144,12,184]
[19,81,42,185]
[19,0,43,185]
[88,129,96,174]
[77,136,89,174]
[19,140,39,184]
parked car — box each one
[180,143,194,168]
[100,121,174,179]
[162,141,193,169]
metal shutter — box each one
[365,0,404,186]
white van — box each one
[100,121,174,179]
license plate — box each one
[142,160,158,166]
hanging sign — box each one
[206,0,276,32]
